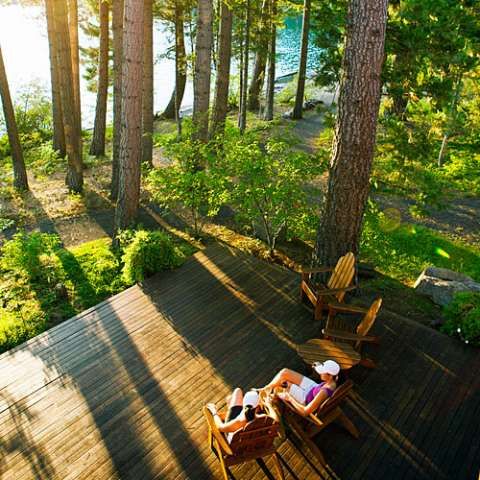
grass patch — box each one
[0,231,195,354]
[361,212,480,284]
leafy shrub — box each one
[441,292,480,346]
[0,84,53,157]
[0,234,124,353]
[120,230,183,284]
[25,142,64,177]
[222,134,322,250]
[148,137,229,235]
[0,231,62,283]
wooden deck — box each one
[0,244,479,480]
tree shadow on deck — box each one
[0,392,54,480]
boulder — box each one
[414,267,480,306]
[423,267,474,284]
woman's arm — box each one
[207,404,245,433]
[282,388,329,417]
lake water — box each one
[0,4,320,128]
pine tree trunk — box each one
[175,2,186,136]
[247,0,268,113]
[142,0,153,166]
[0,46,29,191]
[54,0,83,193]
[238,0,250,133]
[114,0,144,234]
[192,0,213,142]
[90,0,109,157]
[314,0,387,266]
[160,2,187,121]
[111,0,124,200]
[247,51,266,112]
[292,0,311,120]
[45,0,66,157]
[211,0,233,136]
[263,0,276,121]
[68,0,82,136]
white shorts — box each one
[288,376,318,405]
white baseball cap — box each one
[313,360,340,376]
[243,390,259,408]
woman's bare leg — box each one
[263,368,304,389]
[228,387,243,408]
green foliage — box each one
[441,292,480,346]
[361,209,480,283]
[0,84,53,156]
[0,229,194,353]
[148,132,229,235]
[222,132,321,250]
[119,230,185,284]
[25,142,64,177]
[374,95,480,206]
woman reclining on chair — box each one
[262,360,340,417]
[206,389,265,442]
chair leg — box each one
[337,409,360,439]
[218,455,229,480]
[314,300,324,322]
[272,453,285,480]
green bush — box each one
[222,134,322,250]
[148,135,229,235]
[0,234,125,353]
[441,292,480,346]
[120,230,183,284]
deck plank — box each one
[1,244,478,479]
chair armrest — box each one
[301,266,334,274]
[328,302,367,314]
[323,328,379,343]
[316,285,357,296]
[203,406,233,456]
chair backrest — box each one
[327,252,355,301]
[229,415,279,456]
[313,379,354,420]
[356,298,382,338]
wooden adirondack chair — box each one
[203,406,285,480]
[300,252,356,321]
[283,380,359,465]
[298,298,382,370]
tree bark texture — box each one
[160,1,187,122]
[211,0,233,136]
[292,0,311,119]
[174,2,186,135]
[0,46,29,190]
[142,0,153,166]
[111,0,124,200]
[247,0,268,113]
[247,50,266,112]
[192,0,213,142]
[238,0,250,133]
[90,0,110,157]
[263,0,276,121]
[53,0,83,193]
[45,0,66,157]
[114,0,144,233]
[68,0,82,135]
[314,0,388,266]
